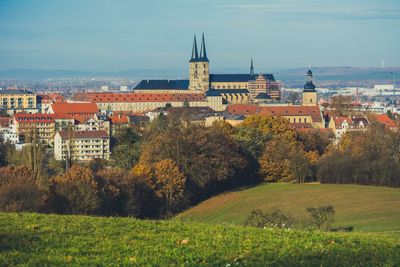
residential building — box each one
[54,130,110,161]
[48,102,99,123]
[0,89,38,115]
[13,113,55,143]
[72,92,219,112]
[328,115,370,139]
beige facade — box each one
[189,61,209,91]
[95,98,225,112]
[0,90,38,115]
[211,82,248,90]
[302,91,317,106]
[54,131,110,161]
[74,116,110,134]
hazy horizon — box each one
[1,0,399,71]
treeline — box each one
[0,110,398,218]
[318,122,400,187]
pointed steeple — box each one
[190,34,199,62]
[199,33,209,62]
[250,57,254,76]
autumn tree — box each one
[139,123,255,202]
[51,165,100,215]
[259,138,299,182]
[149,159,186,216]
[330,95,353,115]
[0,166,45,212]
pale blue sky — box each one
[0,0,399,71]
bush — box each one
[245,209,292,228]
[306,205,335,230]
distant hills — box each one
[275,66,400,88]
[0,66,399,88]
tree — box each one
[288,92,299,104]
[111,127,141,169]
[259,137,299,182]
[51,165,100,215]
[330,95,353,114]
[149,159,186,216]
[297,129,333,156]
[139,123,255,202]
[289,151,310,183]
[0,166,45,212]
[306,205,335,230]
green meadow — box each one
[1,212,399,266]
[179,183,400,232]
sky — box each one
[0,0,399,72]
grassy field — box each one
[1,213,400,266]
[179,183,400,232]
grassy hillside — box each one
[179,184,400,232]
[1,213,399,266]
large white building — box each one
[54,130,110,161]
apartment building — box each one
[13,113,55,143]
[0,89,38,115]
[54,130,110,161]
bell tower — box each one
[302,69,317,106]
[189,34,209,91]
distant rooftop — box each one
[0,89,34,95]
[134,80,189,90]
[210,74,275,83]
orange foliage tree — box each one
[149,159,186,216]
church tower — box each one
[250,58,254,76]
[189,34,209,91]
[302,69,317,106]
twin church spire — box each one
[190,33,208,62]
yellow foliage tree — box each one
[241,115,297,145]
[149,159,186,216]
[53,165,98,191]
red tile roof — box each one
[50,103,99,123]
[73,92,205,103]
[375,114,397,128]
[226,104,322,122]
[14,113,55,123]
[333,116,353,128]
[108,114,129,124]
[51,102,99,114]
[226,104,261,115]
[58,130,109,139]
[38,93,65,104]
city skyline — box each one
[0,0,399,71]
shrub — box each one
[306,205,335,230]
[245,209,292,229]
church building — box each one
[134,34,281,104]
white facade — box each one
[54,131,110,161]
